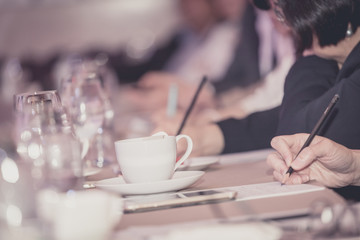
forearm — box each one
[182,123,224,157]
[199,123,225,156]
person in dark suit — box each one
[269,0,360,201]
[179,55,336,155]
[171,0,360,155]
[174,0,360,154]
[170,0,360,200]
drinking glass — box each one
[14,90,62,113]
[66,74,106,167]
[13,90,64,164]
[57,57,118,170]
[13,90,82,191]
[40,110,82,191]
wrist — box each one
[351,150,360,186]
[199,123,224,156]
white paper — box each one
[148,222,282,240]
[114,220,282,240]
[225,182,325,201]
[219,149,274,165]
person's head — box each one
[179,0,217,33]
[210,0,249,22]
[252,0,291,36]
[275,0,360,55]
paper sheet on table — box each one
[115,220,283,240]
[219,149,273,165]
[148,222,282,240]
[225,182,325,201]
[122,182,325,212]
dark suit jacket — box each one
[277,43,360,201]
[217,55,338,153]
[277,44,360,150]
[217,43,360,201]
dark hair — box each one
[253,0,271,10]
[277,0,360,53]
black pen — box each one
[176,76,207,135]
[282,94,340,184]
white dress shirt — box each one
[238,11,295,115]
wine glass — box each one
[13,90,64,164]
[13,90,82,191]
[67,74,106,168]
[40,110,83,191]
[57,56,118,171]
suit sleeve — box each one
[215,56,338,154]
[217,106,280,153]
[276,54,360,201]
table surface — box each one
[87,150,347,239]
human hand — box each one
[266,134,360,188]
[120,72,177,111]
[138,72,216,111]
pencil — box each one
[282,93,340,184]
[176,76,207,135]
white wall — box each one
[0,0,181,60]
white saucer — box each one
[95,171,204,195]
[177,156,219,171]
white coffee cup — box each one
[37,189,122,240]
[114,132,193,183]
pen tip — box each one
[281,172,290,185]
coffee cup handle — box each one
[174,135,193,170]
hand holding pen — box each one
[267,132,360,188]
[266,94,340,185]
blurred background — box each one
[0,0,179,59]
[0,0,181,154]
[0,0,289,165]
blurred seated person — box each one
[147,0,294,137]
[267,134,360,201]
[153,0,360,159]
[111,0,261,112]
[199,1,295,121]
[155,0,360,201]
[148,4,295,128]
[118,0,295,137]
